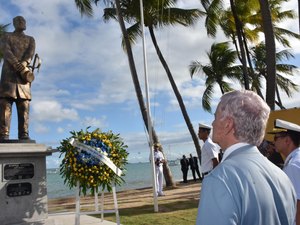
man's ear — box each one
[224,116,234,135]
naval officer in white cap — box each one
[198,123,220,177]
[271,119,300,225]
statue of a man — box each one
[0,16,35,141]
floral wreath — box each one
[58,128,129,195]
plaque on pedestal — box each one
[0,143,52,225]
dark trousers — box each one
[195,167,201,179]
[191,167,202,180]
[181,169,188,183]
[191,168,196,181]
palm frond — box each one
[276,74,299,97]
[202,84,214,113]
[276,64,297,75]
[121,23,141,50]
[273,26,300,47]
[74,0,94,17]
[275,49,295,61]
[158,8,205,27]
[189,61,203,78]
[103,8,118,22]
[219,80,234,93]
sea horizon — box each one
[47,161,200,199]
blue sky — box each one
[1,0,300,168]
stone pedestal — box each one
[0,143,52,225]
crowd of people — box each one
[152,90,299,225]
[196,90,299,225]
[179,123,221,183]
[180,153,201,183]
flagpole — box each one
[139,0,159,212]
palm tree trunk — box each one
[115,0,175,187]
[241,33,264,99]
[229,0,250,90]
[148,26,201,162]
[275,85,285,109]
[258,0,276,110]
[162,156,175,187]
[298,0,300,33]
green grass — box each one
[48,181,202,224]
[96,198,199,225]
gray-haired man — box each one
[196,90,296,225]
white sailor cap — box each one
[199,123,212,130]
[268,119,300,134]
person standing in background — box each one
[271,119,300,225]
[153,143,165,196]
[266,141,284,168]
[198,123,219,178]
[189,153,201,181]
[180,155,189,183]
[196,90,296,225]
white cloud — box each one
[31,100,79,122]
[33,123,49,134]
[80,116,108,128]
[57,127,65,133]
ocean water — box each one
[47,162,196,199]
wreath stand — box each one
[74,181,120,225]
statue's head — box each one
[13,16,26,31]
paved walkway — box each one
[47,214,118,225]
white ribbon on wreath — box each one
[69,138,123,177]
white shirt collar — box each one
[221,142,249,162]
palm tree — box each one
[74,0,176,187]
[233,0,299,48]
[189,42,242,112]
[201,0,250,89]
[200,0,300,108]
[103,0,204,162]
[251,42,299,109]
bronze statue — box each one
[0,16,35,141]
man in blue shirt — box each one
[196,90,296,225]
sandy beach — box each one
[48,180,202,214]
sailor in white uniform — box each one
[271,119,300,225]
[153,143,165,196]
